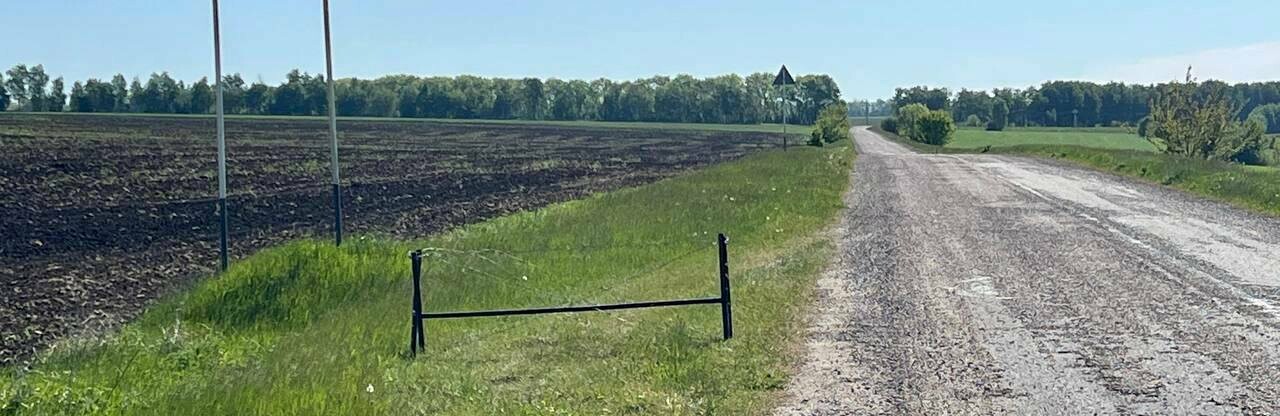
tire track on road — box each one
[777,127,1280,415]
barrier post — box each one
[718,233,733,340]
[410,250,425,356]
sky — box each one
[3,0,1278,99]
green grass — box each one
[0,111,812,136]
[957,125,1134,134]
[1,142,854,415]
[948,128,1157,151]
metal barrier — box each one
[408,234,733,356]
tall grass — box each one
[2,143,854,415]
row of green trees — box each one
[1,64,843,125]
[1247,103,1280,134]
[893,80,1280,128]
[884,75,1275,163]
[0,65,67,112]
[844,98,893,118]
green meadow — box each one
[948,127,1157,151]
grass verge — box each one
[1,142,854,415]
[870,127,1280,217]
[949,128,1155,151]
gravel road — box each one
[775,127,1280,415]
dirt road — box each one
[776,127,1280,415]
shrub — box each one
[1248,103,1280,134]
[915,110,956,145]
[1137,116,1152,137]
[986,98,1008,131]
[896,103,929,139]
[809,102,851,146]
[1148,80,1263,161]
[964,114,982,127]
[880,116,899,133]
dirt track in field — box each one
[0,114,782,363]
[776,127,1280,415]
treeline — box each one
[1,64,843,125]
[845,98,894,117]
[893,80,1280,128]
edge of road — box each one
[866,126,1280,218]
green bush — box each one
[897,103,929,139]
[809,102,851,146]
[964,114,982,127]
[1248,103,1280,134]
[915,110,956,145]
[1138,116,1152,137]
[1149,81,1263,161]
[880,116,899,133]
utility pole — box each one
[211,0,229,271]
[865,101,870,125]
[323,0,343,246]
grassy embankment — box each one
[872,126,1280,216]
[0,111,812,137]
[1,140,853,414]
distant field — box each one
[959,125,1134,134]
[949,128,1157,152]
[1243,165,1278,173]
[0,111,812,136]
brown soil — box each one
[0,113,782,364]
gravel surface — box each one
[775,127,1280,415]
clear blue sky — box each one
[3,0,1277,99]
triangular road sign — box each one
[772,65,795,86]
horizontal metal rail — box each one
[417,297,722,320]
[408,233,733,357]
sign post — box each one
[323,0,343,246]
[772,65,796,151]
[211,0,229,271]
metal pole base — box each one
[332,183,343,246]
[218,197,229,271]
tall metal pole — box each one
[212,0,229,271]
[323,0,343,246]
[781,88,788,151]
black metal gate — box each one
[408,234,734,357]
